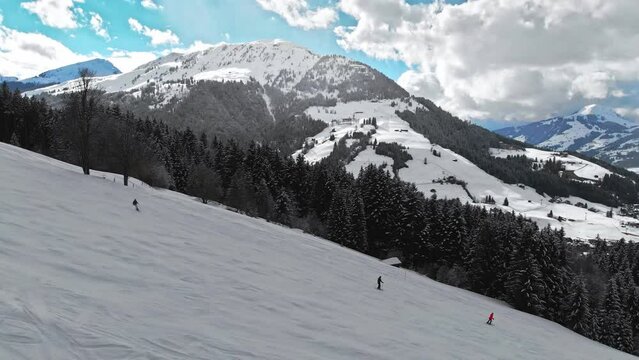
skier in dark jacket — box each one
[377,276,383,290]
[133,198,139,212]
[486,312,494,325]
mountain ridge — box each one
[20,58,121,85]
[496,104,639,167]
[3,59,121,92]
[27,41,406,109]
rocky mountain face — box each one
[496,105,639,167]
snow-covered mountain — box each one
[28,40,406,108]
[20,58,121,86]
[0,75,18,82]
[496,105,639,167]
[0,141,633,360]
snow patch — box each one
[193,68,251,83]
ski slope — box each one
[297,100,639,242]
[0,144,634,359]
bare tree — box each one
[107,107,138,186]
[64,68,100,175]
[187,163,223,203]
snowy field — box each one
[298,100,639,242]
[0,142,634,359]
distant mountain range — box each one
[0,76,18,82]
[496,104,639,168]
[2,59,120,92]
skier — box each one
[377,276,383,290]
[133,198,139,212]
[486,312,494,325]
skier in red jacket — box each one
[486,312,494,325]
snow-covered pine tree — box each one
[565,274,593,337]
[505,239,546,315]
[274,189,295,226]
[254,179,275,220]
[348,190,368,252]
[601,279,634,352]
[442,204,466,265]
[467,219,499,295]
[327,188,353,247]
[626,286,639,335]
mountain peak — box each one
[576,104,619,118]
[21,58,121,85]
[496,103,639,164]
[568,103,634,127]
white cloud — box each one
[20,0,84,29]
[612,89,627,98]
[141,0,163,10]
[0,22,161,78]
[180,40,216,53]
[0,24,89,78]
[107,50,157,72]
[335,0,639,121]
[256,0,337,30]
[616,107,639,119]
[570,72,613,100]
[157,40,217,56]
[128,18,179,46]
[89,12,110,40]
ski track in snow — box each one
[0,142,634,359]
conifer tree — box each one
[327,189,352,247]
[565,274,592,336]
[601,279,634,352]
[506,244,546,315]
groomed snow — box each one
[0,142,633,359]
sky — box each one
[0,0,638,127]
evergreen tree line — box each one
[374,142,412,172]
[569,239,639,353]
[4,82,639,354]
[396,98,639,207]
[102,80,327,154]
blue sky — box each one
[1,0,638,125]
[0,0,449,79]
